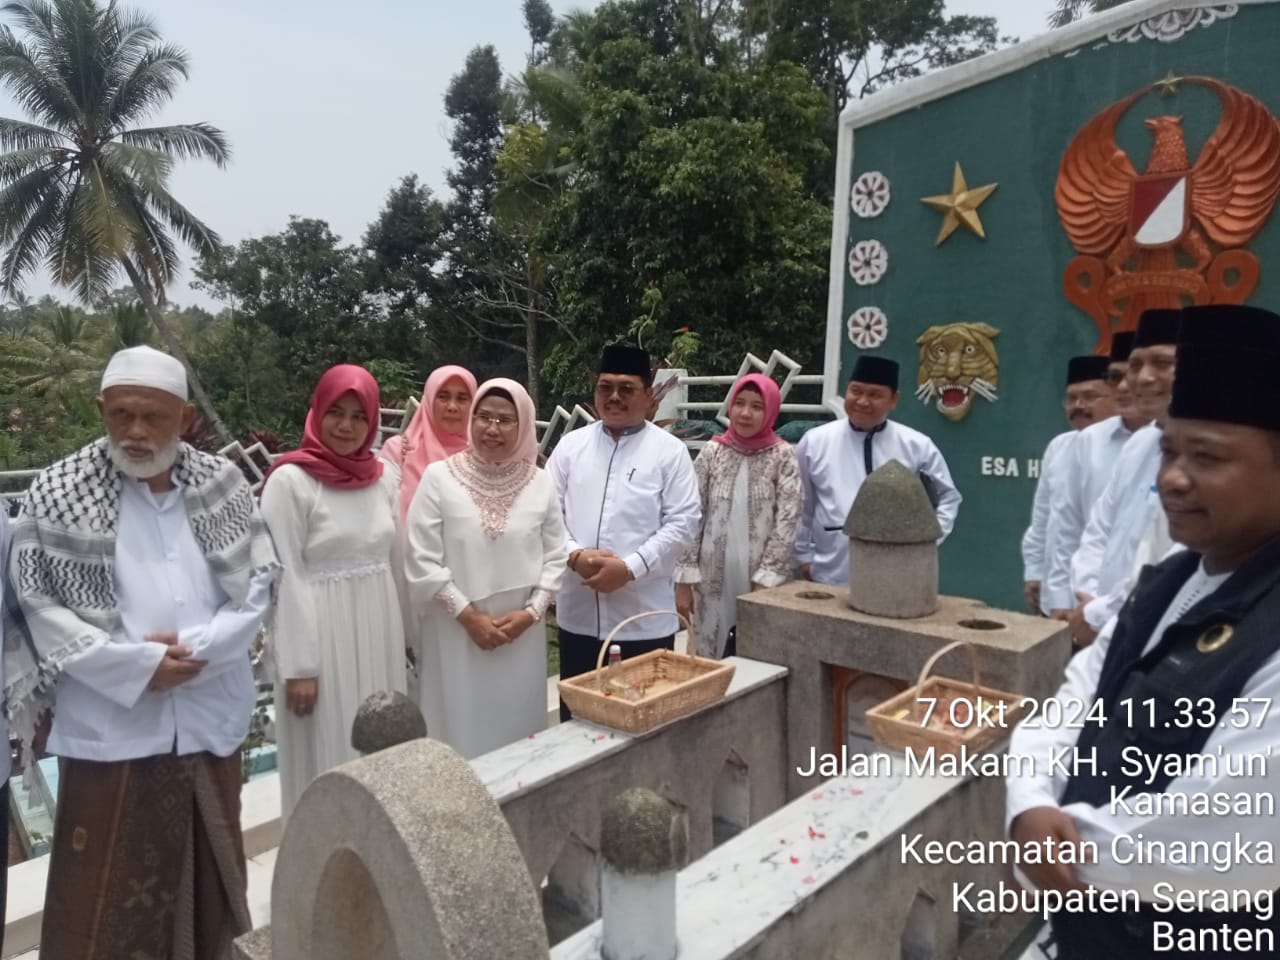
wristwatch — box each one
[525,606,542,622]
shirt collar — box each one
[848,419,889,437]
[599,421,646,439]
[122,472,185,511]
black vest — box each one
[1052,537,1280,959]
[1062,537,1280,806]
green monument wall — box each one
[832,1,1280,611]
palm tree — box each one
[101,300,151,352]
[0,0,232,442]
[1049,0,1133,28]
[1,303,99,396]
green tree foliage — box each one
[1049,0,1132,29]
[759,0,1007,114]
[192,217,399,440]
[529,0,835,401]
[434,44,548,397]
[0,0,1012,471]
[0,0,234,440]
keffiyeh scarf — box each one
[2,438,280,745]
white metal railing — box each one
[0,351,833,504]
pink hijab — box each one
[385,364,477,520]
[711,373,783,454]
[266,365,383,489]
[471,377,539,465]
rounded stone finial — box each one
[600,788,689,875]
[843,459,942,544]
[350,690,427,755]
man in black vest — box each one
[1006,304,1280,959]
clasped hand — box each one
[576,549,631,594]
[145,631,207,692]
[459,605,535,650]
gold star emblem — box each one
[1154,70,1185,97]
[921,163,998,245]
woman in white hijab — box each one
[404,379,568,757]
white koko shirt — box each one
[546,421,701,642]
[1022,430,1076,613]
[794,418,961,587]
[1071,425,1163,629]
[47,476,273,761]
[1045,415,1135,612]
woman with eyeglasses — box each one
[675,374,802,658]
[404,378,568,757]
[260,365,407,822]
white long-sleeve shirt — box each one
[1071,424,1163,629]
[1021,431,1075,613]
[0,510,10,784]
[546,421,701,641]
[46,476,273,761]
[1005,563,1280,900]
[1045,416,1134,612]
[793,418,961,587]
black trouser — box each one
[557,629,675,722]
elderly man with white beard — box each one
[2,345,278,960]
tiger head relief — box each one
[914,322,1000,422]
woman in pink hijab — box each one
[260,365,406,821]
[675,373,803,658]
[380,364,478,521]
[404,378,568,758]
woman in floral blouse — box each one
[676,374,802,658]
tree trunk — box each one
[119,257,234,446]
[524,263,539,409]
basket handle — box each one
[593,610,694,676]
[916,640,981,698]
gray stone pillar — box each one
[844,459,942,618]
[599,789,689,960]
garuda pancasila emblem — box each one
[1057,76,1280,350]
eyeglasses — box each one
[472,412,519,429]
[594,381,641,399]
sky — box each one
[0,0,1065,309]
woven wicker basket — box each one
[557,611,735,734]
[865,640,1027,758]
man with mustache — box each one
[1022,354,1116,614]
[794,355,961,587]
[1060,309,1180,645]
[1036,335,1142,619]
[2,346,278,960]
[1006,304,1280,958]
[547,344,701,721]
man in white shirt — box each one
[1063,309,1180,645]
[1022,355,1116,613]
[1005,303,1280,958]
[1041,333,1149,618]
[547,344,701,720]
[0,508,10,958]
[794,356,961,586]
[3,346,278,960]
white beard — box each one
[107,435,181,480]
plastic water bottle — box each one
[605,643,623,691]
